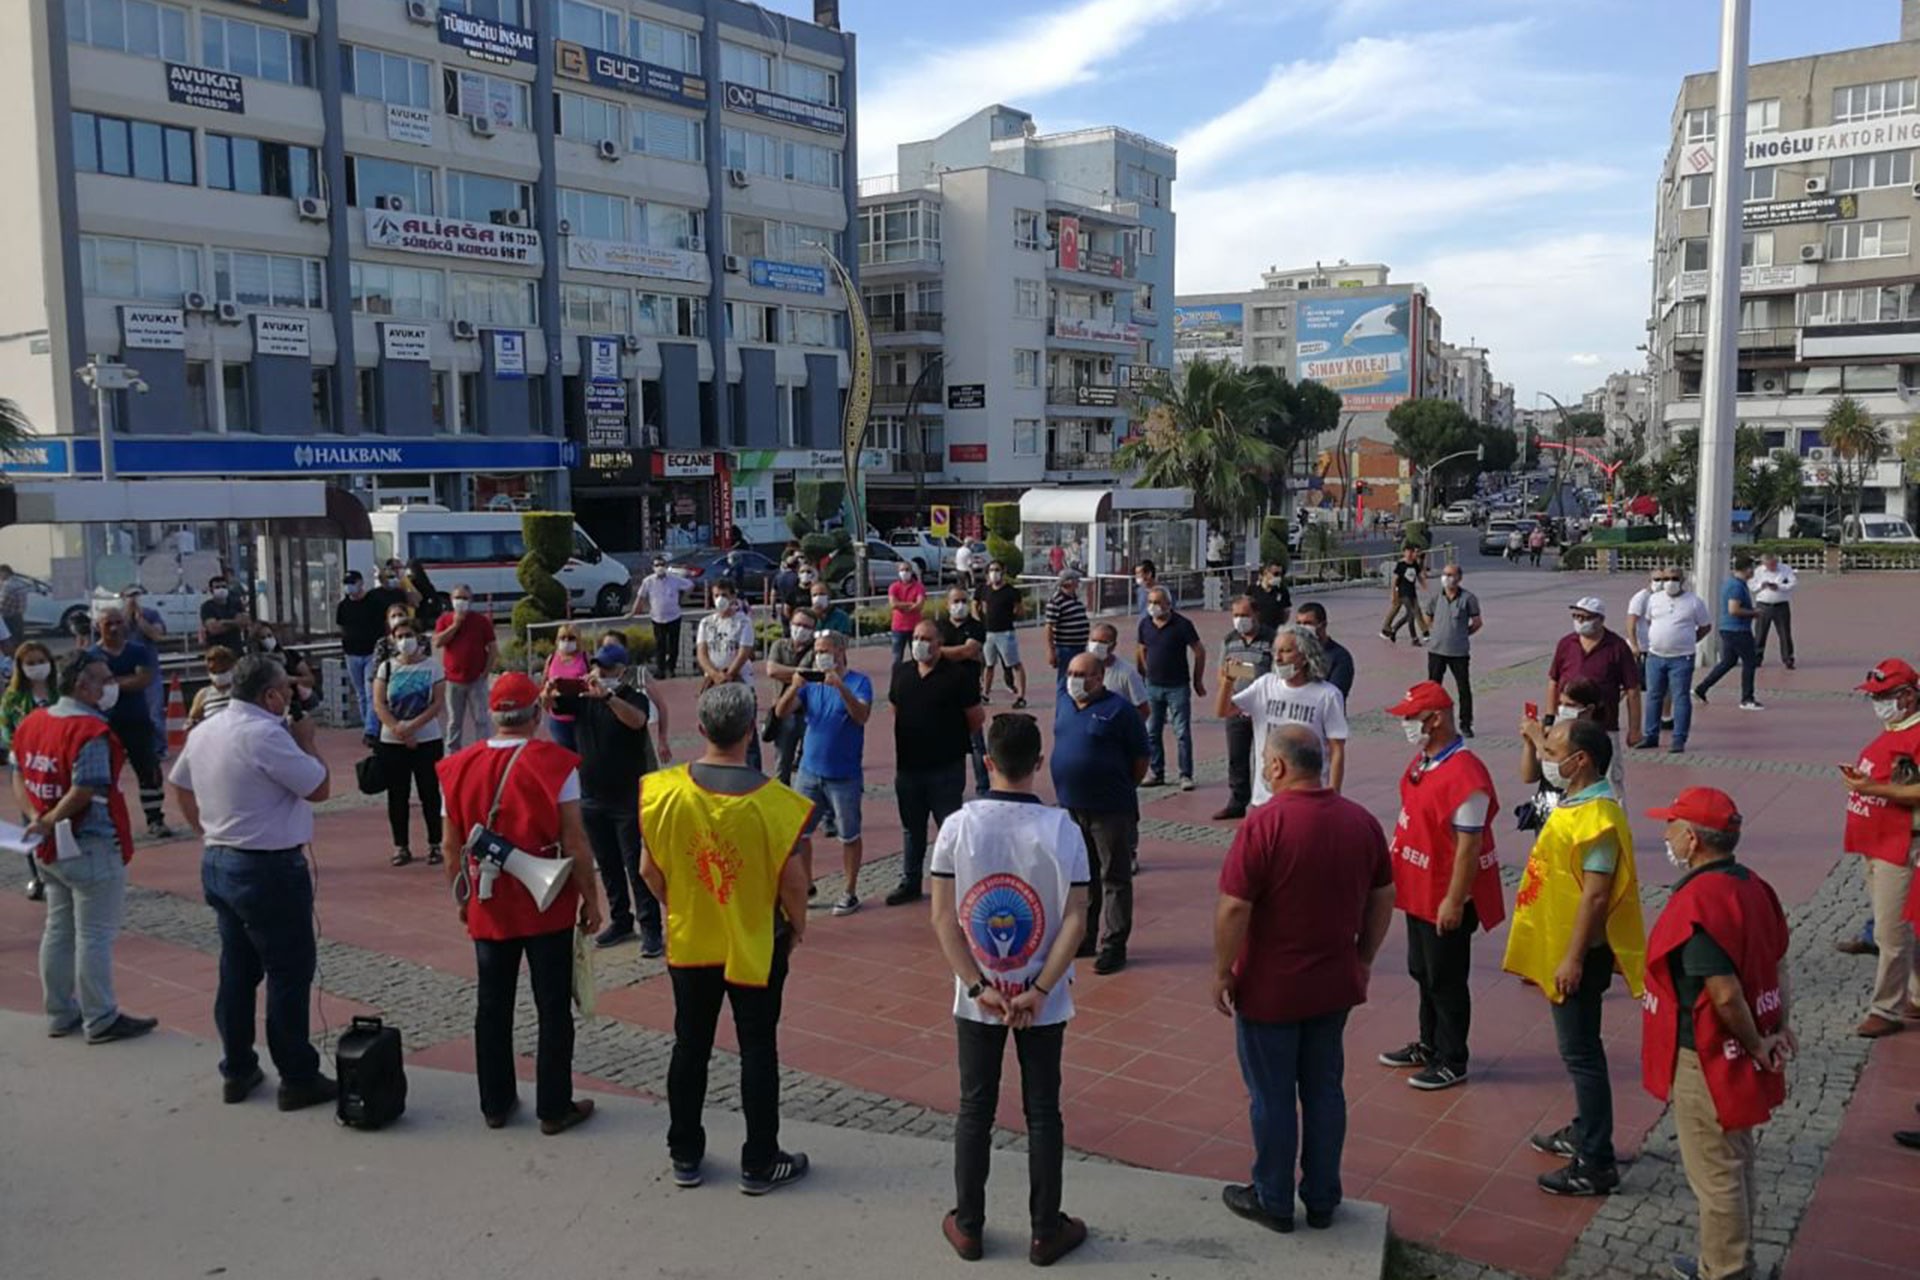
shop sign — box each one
[658,451,715,477]
[721,82,845,135]
[586,448,637,473]
[949,443,988,463]
[121,305,184,350]
[363,208,540,265]
[1742,193,1854,230]
[491,330,526,378]
[1073,384,1120,407]
[165,64,244,113]
[438,8,537,65]
[553,40,707,109]
[564,235,707,283]
[385,104,435,146]
[381,322,430,362]
[252,313,310,358]
[747,259,827,295]
[946,384,986,410]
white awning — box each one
[10,480,331,525]
[1019,487,1112,525]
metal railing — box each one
[1044,385,1127,407]
[870,311,943,334]
[1044,451,1114,472]
[872,383,942,406]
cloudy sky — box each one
[832,0,1898,403]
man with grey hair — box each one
[1136,586,1206,790]
[775,630,873,915]
[170,655,335,1108]
[1215,595,1274,821]
[1218,625,1349,806]
[1086,621,1148,718]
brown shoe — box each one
[1836,938,1879,956]
[1030,1214,1087,1267]
[942,1210,983,1262]
[539,1098,596,1135]
[1858,1014,1906,1039]
[1904,1004,1920,1021]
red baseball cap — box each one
[488,671,541,713]
[1856,659,1919,696]
[1645,786,1742,833]
[1386,681,1453,717]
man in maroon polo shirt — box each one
[1547,596,1641,798]
[1211,723,1395,1235]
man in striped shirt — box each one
[1043,570,1090,679]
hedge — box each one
[1259,517,1290,571]
[984,501,1024,576]
[1558,539,1827,571]
[510,511,572,640]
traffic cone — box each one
[165,676,187,752]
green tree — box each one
[1385,397,1478,510]
[1476,423,1519,474]
[0,398,37,469]
[511,511,572,640]
[1822,395,1889,524]
[1730,426,1803,536]
[1115,359,1284,523]
[1560,410,1605,439]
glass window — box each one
[562,283,630,331]
[442,0,525,21]
[1833,78,1919,124]
[1015,278,1042,318]
[342,45,432,109]
[347,155,436,212]
[214,250,325,308]
[726,302,776,343]
[206,134,319,198]
[783,140,841,189]
[1014,209,1043,250]
[449,272,538,326]
[1829,150,1915,193]
[786,307,833,347]
[67,0,188,61]
[72,111,193,185]
[556,0,621,50]
[1743,231,1773,268]
[1138,227,1157,256]
[1683,107,1712,142]
[635,292,706,338]
[445,69,531,129]
[640,202,703,249]
[1745,167,1775,203]
[631,17,699,72]
[201,15,313,86]
[721,127,779,176]
[350,261,445,319]
[1845,364,1901,392]
[721,41,772,89]
[1674,301,1704,336]
[560,188,628,241]
[1827,218,1912,260]
[556,91,624,146]
[446,170,531,224]
[79,234,200,300]
[634,110,704,163]
[1746,98,1780,134]
[1012,421,1040,456]
[782,61,839,107]
[223,363,250,432]
[1013,349,1039,387]
[1681,173,1711,208]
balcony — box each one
[1047,315,1138,346]
[869,311,944,345]
[1045,450,1114,472]
[1045,384,1129,409]
[872,383,944,407]
[859,243,942,274]
[1049,247,1135,281]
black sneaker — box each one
[1222,1183,1292,1233]
[1670,1257,1700,1280]
[1011,696,1028,710]
[639,929,665,959]
[1739,699,1765,712]
[741,1149,810,1195]
[1377,1041,1430,1069]
[1538,1160,1618,1197]
[1306,1207,1335,1230]
[146,819,174,841]
[1092,949,1127,975]
[1141,775,1166,788]
[884,883,922,907]
[222,1066,266,1104]
[1692,686,1709,705]
[1408,1064,1468,1091]
[25,877,45,901]
[595,924,635,949]
[672,1159,704,1189]
[277,1074,339,1112]
[85,1013,158,1045]
[1529,1124,1577,1158]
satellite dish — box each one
[92,553,137,596]
[139,552,186,596]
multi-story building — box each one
[0,0,858,562]
[1580,371,1652,446]
[1488,380,1516,432]
[1649,0,1920,523]
[1437,342,1493,423]
[855,104,1176,529]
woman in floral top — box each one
[3,640,55,900]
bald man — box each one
[1051,653,1150,975]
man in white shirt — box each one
[1220,625,1350,800]
[929,713,1091,1265]
[632,556,696,680]
[1629,569,1712,754]
[696,580,760,771]
[1751,552,1798,670]
[1086,621,1149,719]
[954,540,976,591]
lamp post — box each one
[1419,444,1483,521]
[904,352,945,520]
[75,358,147,482]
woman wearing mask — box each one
[1517,678,1607,830]
[253,623,317,721]
[2,640,56,900]
[187,646,239,729]
[543,623,589,751]
[888,562,925,665]
[371,603,416,670]
[373,616,447,868]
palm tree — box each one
[0,398,31,455]
[1822,395,1888,524]
[1115,359,1284,524]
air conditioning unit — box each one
[1758,375,1781,393]
[374,194,406,212]
[556,218,572,236]
[183,290,214,314]
[685,234,705,252]
[404,0,435,24]
[295,195,328,222]
[723,254,743,274]
[596,138,621,162]
[469,115,495,138]
[1911,181,1920,200]
[726,168,750,188]
[215,300,243,325]
[1800,243,1826,262]
[1804,176,1828,195]
[450,318,478,341]
[1806,446,1832,463]
[621,335,643,354]
[498,209,531,228]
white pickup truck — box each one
[886,530,975,579]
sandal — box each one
[426,845,444,867]
[390,848,413,867]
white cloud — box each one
[1568,353,1605,366]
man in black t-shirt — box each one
[886,619,984,906]
[200,574,251,648]
[558,640,663,955]
[1247,562,1292,640]
[938,587,990,796]
[337,570,415,744]
[975,560,1028,708]
[1380,547,1427,646]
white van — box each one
[365,507,632,616]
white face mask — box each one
[988,572,1003,584]
[96,681,120,714]
[212,588,229,601]
[211,670,234,689]
[791,624,813,643]
[22,662,49,682]
[1574,619,1601,638]
[1664,838,1688,870]
[1540,757,1569,789]
[1066,676,1089,702]
[716,596,736,615]
[259,636,277,651]
[348,582,365,598]
[1649,577,1662,593]
[949,602,969,620]
[1087,640,1111,661]
[1233,615,1255,635]
[399,637,420,656]
[812,596,831,612]
[1664,580,1684,597]
[897,570,913,582]
[452,598,472,614]
[799,572,814,585]
[1442,576,1460,591]
[812,651,836,671]
[1275,662,1299,681]
[1148,603,1168,620]
[559,640,579,654]
[911,639,935,663]
[1873,696,1904,723]
[1556,703,1583,723]
[596,674,622,692]
[1402,718,1425,744]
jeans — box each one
[445,679,487,753]
[773,708,805,785]
[1053,644,1080,678]
[1071,809,1136,954]
[112,713,165,825]
[891,630,912,665]
[895,760,966,887]
[581,797,659,937]
[954,1018,1066,1238]
[1225,714,1254,808]
[668,937,789,1173]
[797,770,864,842]
[473,926,575,1122]
[1406,905,1478,1071]
[347,653,377,738]
[652,617,683,678]
[969,726,990,795]
[39,837,127,1036]
[1236,1008,1349,1219]
[1549,946,1617,1170]
[374,739,445,851]
[1145,682,1193,781]
[201,846,322,1084]
[1754,602,1794,666]
[1425,652,1474,732]
[548,717,577,752]
[1696,630,1758,704]
[1642,653,1696,745]
[146,672,167,753]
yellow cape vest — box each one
[1501,793,1648,1002]
[640,765,815,987]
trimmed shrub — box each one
[511,511,572,640]
[1401,520,1432,551]
[1259,517,1291,571]
[983,501,1024,576]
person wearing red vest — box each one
[1838,658,1920,1038]
[439,671,603,1134]
[10,653,154,1044]
[1378,681,1503,1091]
[1640,787,1792,1280]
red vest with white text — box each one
[438,739,581,941]
[12,707,133,864]
[1390,746,1504,930]
[1843,722,1920,864]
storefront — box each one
[733,448,889,545]
[571,447,653,553]
[654,450,730,549]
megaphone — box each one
[468,825,572,912]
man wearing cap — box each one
[1630,569,1711,755]
[1379,681,1503,1091]
[1640,787,1792,1280]
[1693,555,1763,712]
[632,556,696,680]
[1546,597,1640,800]
[439,672,603,1135]
[1838,659,1920,1037]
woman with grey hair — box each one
[1216,624,1349,808]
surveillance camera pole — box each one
[76,358,146,482]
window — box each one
[1746,98,1780,134]
[1745,167,1775,203]
[633,109,704,163]
[1830,150,1914,193]
[859,201,940,265]
[1683,107,1713,142]
[1739,298,1785,331]
[640,202,703,249]
[449,272,537,326]
[1743,231,1773,268]
[445,70,531,129]
[1124,165,1161,206]
[458,373,479,431]
[1015,278,1042,319]
[720,42,772,90]
[1833,78,1919,124]
[202,14,313,86]
[1013,349,1039,388]
[721,127,778,176]
[350,261,445,319]
[356,368,377,431]
[206,134,319,198]
[429,373,449,430]
[446,170,531,224]
[1801,283,1919,327]
[635,292,706,338]
[556,91,624,146]
[1012,420,1040,456]
[71,112,194,185]
[1138,226,1157,256]
[783,60,839,107]
[557,0,621,49]
[782,140,841,189]
[1014,209,1043,250]
[1135,283,1156,314]
[346,155,435,212]
[341,45,432,109]
[1675,301,1703,336]
[786,307,833,347]
[310,370,333,432]
[223,364,250,433]
[185,361,211,431]
[1681,173,1711,208]
[442,0,525,21]
[560,188,628,241]
[65,0,188,61]
[562,283,629,331]
[726,302,778,343]
[631,17,699,71]
[1827,218,1912,260]
[79,234,200,300]
[214,250,325,308]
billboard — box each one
[1293,293,1413,412]
[1172,303,1243,349]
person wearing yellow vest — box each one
[640,682,814,1195]
[1503,717,1647,1198]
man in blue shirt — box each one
[1693,556,1762,712]
[1051,653,1150,974]
[88,612,171,838]
[775,630,872,916]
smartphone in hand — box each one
[551,677,588,697]
[800,669,826,683]
[1524,701,1539,720]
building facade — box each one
[0,0,859,556]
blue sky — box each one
[819,0,1901,404]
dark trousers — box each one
[1236,1008,1349,1219]
[548,717,577,752]
[668,938,789,1173]
[1696,630,1758,703]
[969,726,990,796]
[1549,946,1616,1170]
[111,714,165,823]
[201,846,321,1085]
[652,617,683,677]
[773,709,805,785]
[374,739,445,849]
[954,1018,1066,1238]
[581,797,659,936]
[1406,905,1478,1071]
[1070,808,1136,955]
[1225,714,1254,808]
[1425,651,1474,731]
[896,760,966,886]
[473,926,575,1123]
[1754,602,1794,665]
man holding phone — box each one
[1214,596,1273,821]
[1839,659,1920,1038]
[775,631,871,916]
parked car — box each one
[367,507,632,616]
[664,547,783,601]
[886,529,971,579]
[18,575,91,636]
[90,586,207,638]
[1841,513,1920,545]
[1438,503,1475,526]
[1479,518,1521,556]
[847,539,906,598]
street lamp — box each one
[75,358,147,482]
[1419,444,1483,521]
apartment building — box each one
[855,104,1176,529]
[1579,370,1652,444]
[0,0,858,555]
[1649,0,1920,522]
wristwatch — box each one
[965,978,987,999]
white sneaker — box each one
[1739,700,1765,711]
[830,893,861,916]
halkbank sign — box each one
[1683,116,1920,175]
